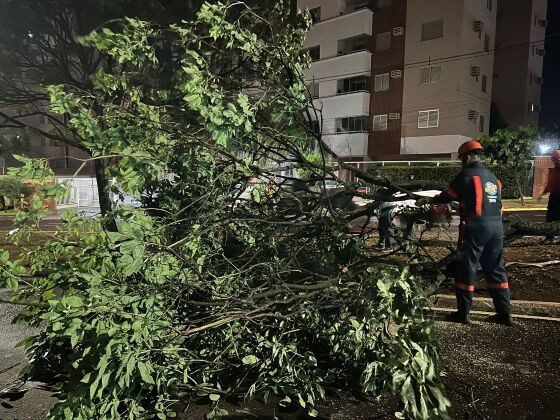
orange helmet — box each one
[458,140,484,157]
[551,150,560,160]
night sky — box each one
[540,0,560,134]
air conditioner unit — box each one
[390,70,402,78]
[536,48,545,56]
[539,19,547,28]
[389,112,401,120]
[392,26,404,36]
[470,66,481,77]
[468,110,479,120]
[473,21,484,32]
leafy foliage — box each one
[480,126,539,201]
[0,2,450,419]
[368,165,522,199]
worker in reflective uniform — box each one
[417,140,512,325]
[536,150,560,243]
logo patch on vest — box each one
[485,182,498,203]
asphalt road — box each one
[0,301,55,420]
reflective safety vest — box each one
[437,161,503,220]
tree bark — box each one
[517,176,525,205]
[94,158,118,232]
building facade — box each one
[491,0,548,131]
[299,0,498,160]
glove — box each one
[415,196,433,207]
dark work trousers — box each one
[455,217,511,316]
[378,204,396,248]
[546,193,560,240]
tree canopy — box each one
[480,125,539,202]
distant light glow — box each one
[539,144,551,154]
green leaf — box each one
[242,355,259,365]
[63,295,84,308]
[138,361,155,384]
[6,277,18,292]
[308,408,319,417]
[209,394,220,402]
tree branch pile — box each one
[0,2,450,419]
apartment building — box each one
[2,111,94,176]
[491,0,548,130]
[299,0,497,160]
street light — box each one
[539,143,551,155]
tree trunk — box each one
[517,176,525,205]
[94,158,118,232]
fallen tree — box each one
[0,2,450,419]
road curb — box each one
[430,294,560,318]
[427,306,560,322]
[504,208,547,212]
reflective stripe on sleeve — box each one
[473,176,483,217]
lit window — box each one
[374,73,389,91]
[373,114,388,131]
[375,32,391,51]
[418,110,439,128]
[419,66,441,84]
[421,20,444,41]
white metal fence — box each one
[56,177,99,207]
[55,177,140,209]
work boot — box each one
[444,311,470,324]
[487,313,513,326]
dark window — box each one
[375,32,391,51]
[338,35,369,55]
[374,73,389,91]
[373,114,388,131]
[345,0,371,13]
[375,0,393,8]
[481,75,487,93]
[418,110,439,128]
[479,115,485,132]
[337,75,369,94]
[309,7,321,23]
[420,66,441,84]
[487,0,493,12]
[336,116,369,133]
[421,20,444,41]
[307,46,320,61]
[307,82,319,98]
[484,33,490,51]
